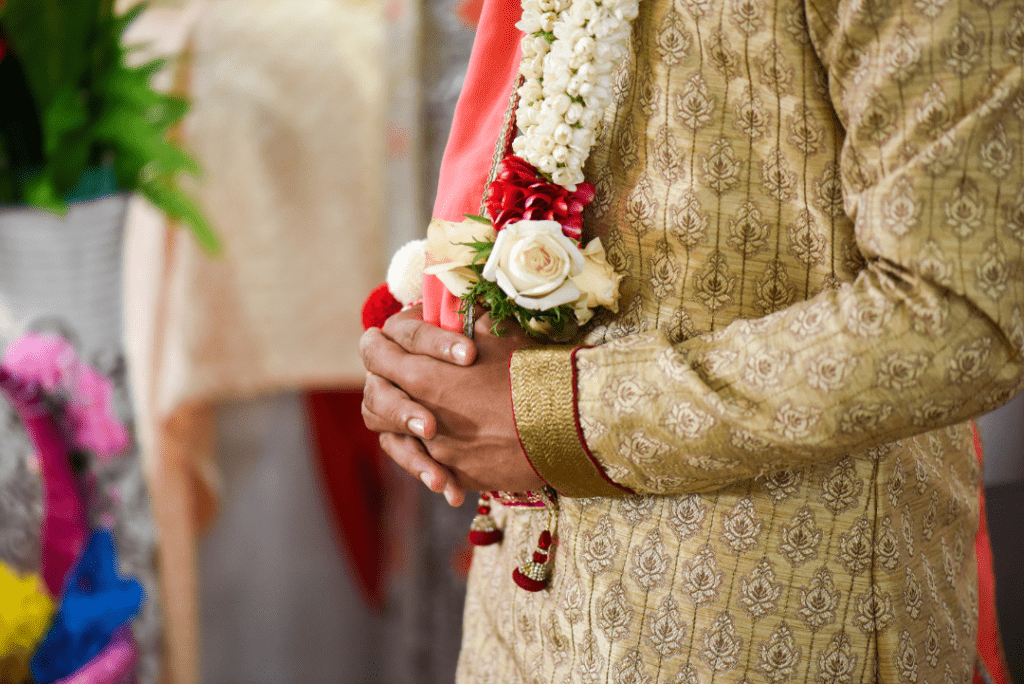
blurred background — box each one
[0,1,1021,683]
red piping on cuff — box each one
[570,347,635,496]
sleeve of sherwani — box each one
[508,0,1024,497]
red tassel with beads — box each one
[468,492,502,546]
[512,530,552,592]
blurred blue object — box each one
[30,529,144,683]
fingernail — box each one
[408,417,426,437]
[451,343,469,364]
[444,488,457,506]
[420,472,434,490]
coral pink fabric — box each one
[423,0,523,332]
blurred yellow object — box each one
[0,562,55,682]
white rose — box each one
[570,238,623,322]
[422,218,497,298]
[482,220,584,310]
[386,239,427,305]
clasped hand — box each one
[358,305,545,506]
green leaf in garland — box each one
[463,213,493,224]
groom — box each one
[360,0,1024,679]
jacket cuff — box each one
[509,346,634,498]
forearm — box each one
[510,0,1024,496]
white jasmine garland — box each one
[514,0,640,188]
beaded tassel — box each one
[468,493,502,546]
[512,494,558,592]
[512,529,553,592]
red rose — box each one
[485,155,596,241]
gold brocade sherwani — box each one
[457,0,1024,681]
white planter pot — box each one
[0,194,130,354]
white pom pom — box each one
[386,239,427,305]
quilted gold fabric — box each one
[459,0,1024,679]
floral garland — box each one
[374,0,640,339]
[419,0,639,337]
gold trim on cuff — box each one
[510,347,628,498]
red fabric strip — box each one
[305,390,386,611]
[971,420,1011,684]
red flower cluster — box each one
[485,155,596,241]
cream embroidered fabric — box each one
[464,0,1024,678]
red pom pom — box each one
[469,529,503,546]
[362,283,403,330]
[512,567,548,592]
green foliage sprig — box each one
[456,237,575,338]
[0,0,220,252]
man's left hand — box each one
[360,306,546,505]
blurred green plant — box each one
[0,0,220,252]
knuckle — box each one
[397,320,424,353]
[358,328,382,367]
[361,378,380,412]
[401,368,430,400]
